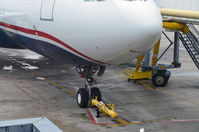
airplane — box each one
[0,0,163,108]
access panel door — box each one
[40,0,55,20]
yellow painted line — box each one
[22,65,76,97]
[51,82,58,86]
[143,119,159,123]
[112,118,144,127]
[31,71,75,95]
[45,78,49,81]
[112,117,176,127]
[157,88,164,90]
[113,118,131,126]
[133,101,138,105]
[58,86,67,90]
[37,74,44,77]
[9,59,76,98]
[68,91,76,95]
[116,118,130,124]
[31,71,44,77]
[138,80,154,90]
[31,71,38,74]
[170,117,176,120]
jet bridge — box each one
[154,0,199,24]
[123,22,199,87]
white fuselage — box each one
[0,0,162,65]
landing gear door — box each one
[40,0,55,21]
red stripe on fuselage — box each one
[0,22,104,64]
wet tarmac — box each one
[0,30,199,132]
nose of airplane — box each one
[135,12,163,51]
[116,0,163,51]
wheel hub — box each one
[156,76,164,85]
[77,93,81,104]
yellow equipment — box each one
[123,39,161,81]
[163,22,189,34]
[123,54,152,81]
[151,39,161,66]
[123,22,189,82]
[91,97,118,119]
[123,69,152,81]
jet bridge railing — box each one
[179,30,199,69]
[188,24,199,45]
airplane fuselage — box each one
[0,0,162,65]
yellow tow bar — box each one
[91,98,118,119]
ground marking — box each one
[138,80,154,90]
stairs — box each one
[179,25,199,69]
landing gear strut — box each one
[76,64,105,108]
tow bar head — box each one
[91,98,118,119]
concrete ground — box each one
[0,30,199,132]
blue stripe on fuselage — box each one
[0,29,24,49]
[0,29,90,65]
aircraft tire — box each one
[152,70,168,87]
[77,88,88,108]
[91,87,102,101]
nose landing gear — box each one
[76,64,104,108]
[75,64,118,119]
